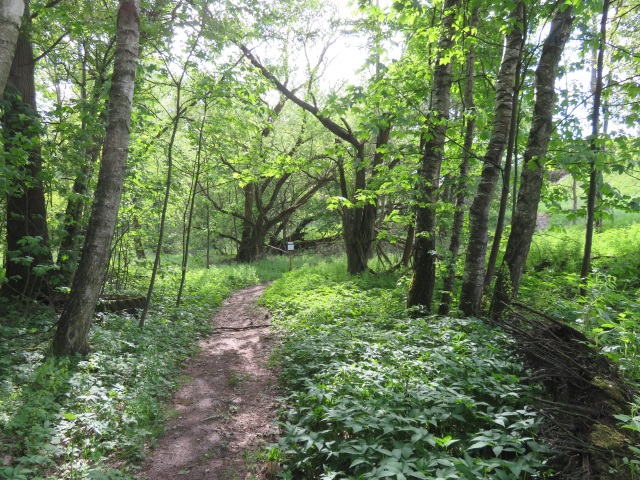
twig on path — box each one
[213,324,271,332]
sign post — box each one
[287,241,294,271]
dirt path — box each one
[137,284,279,480]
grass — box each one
[0,257,288,479]
[262,258,550,479]
[541,170,640,228]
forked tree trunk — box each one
[407,0,461,310]
[438,7,478,316]
[1,0,53,300]
[579,0,609,297]
[240,45,387,275]
[458,2,524,316]
[491,5,573,318]
[0,0,23,94]
[53,0,140,355]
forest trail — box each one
[137,284,279,480]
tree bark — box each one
[579,0,609,297]
[407,0,461,310]
[401,223,415,268]
[438,7,478,316]
[483,74,522,293]
[491,5,573,318]
[237,183,257,262]
[53,0,140,355]
[1,0,53,300]
[459,2,524,316]
[0,0,23,94]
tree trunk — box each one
[491,5,573,318]
[580,0,608,297]
[407,0,461,310]
[132,215,146,259]
[401,223,415,268]
[237,183,257,262]
[338,144,375,275]
[484,70,523,293]
[342,126,390,274]
[140,92,181,327]
[53,0,140,355]
[58,130,105,283]
[0,0,23,94]
[438,7,478,316]
[239,45,385,276]
[177,101,207,306]
[205,180,211,268]
[1,0,53,300]
[459,2,525,316]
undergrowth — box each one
[0,262,266,479]
[262,259,551,479]
[522,222,640,384]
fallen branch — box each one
[214,324,271,331]
[266,245,289,254]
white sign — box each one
[287,242,294,251]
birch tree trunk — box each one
[406,0,461,310]
[53,0,140,355]
[491,5,573,318]
[0,0,23,94]
[458,2,524,317]
[484,55,524,293]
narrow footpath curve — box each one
[137,284,279,480]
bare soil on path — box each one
[137,284,279,480]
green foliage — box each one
[262,258,550,479]
[521,223,640,383]
[0,263,267,479]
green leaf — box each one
[467,442,490,450]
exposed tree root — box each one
[492,302,638,479]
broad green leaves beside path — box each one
[262,259,549,479]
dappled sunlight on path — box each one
[137,285,279,480]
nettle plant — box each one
[263,262,550,479]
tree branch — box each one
[238,44,363,149]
